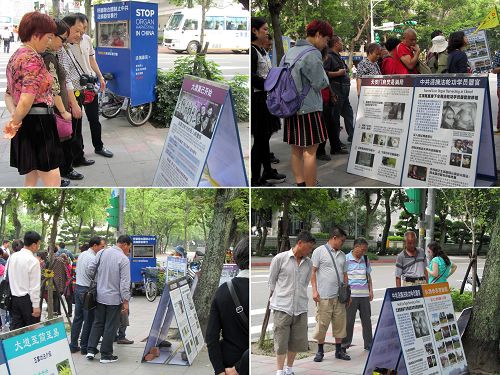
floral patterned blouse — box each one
[6,47,54,106]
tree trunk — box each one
[462,215,500,373]
[11,194,22,239]
[439,216,447,248]
[75,217,84,251]
[380,190,393,255]
[85,0,92,37]
[268,0,286,63]
[476,226,486,255]
[199,0,207,51]
[48,191,66,249]
[471,228,477,299]
[193,189,239,337]
[363,190,382,237]
[279,191,292,253]
[0,191,14,240]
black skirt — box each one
[251,91,280,136]
[283,111,327,147]
[10,112,63,175]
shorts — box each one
[273,310,308,355]
[403,279,427,286]
[313,297,347,341]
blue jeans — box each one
[70,285,95,351]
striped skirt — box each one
[283,111,327,147]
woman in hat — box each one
[427,35,449,74]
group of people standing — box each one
[3,12,114,187]
[250,17,487,187]
[268,229,458,375]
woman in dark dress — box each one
[3,12,63,186]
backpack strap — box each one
[282,46,317,68]
[227,279,248,326]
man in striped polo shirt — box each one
[341,238,373,352]
[395,231,428,287]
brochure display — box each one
[0,318,76,375]
[219,263,239,286]
[462,27,492,73]
[166,256,188,282]
[143,277,203,366]
[348,74,497,187]
[364,283,468,375]
[153,75,248,187]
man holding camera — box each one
[61,14,113,175]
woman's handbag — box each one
[326,247,351,304]
[55,114,72,139]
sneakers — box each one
[86,352,96,360]
[335,350,351,360]
[116,338,134,344]
[100,355,118,363]
[261,169,286,184]
[313,351,324,362]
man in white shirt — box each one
[0,240,10,257]
[68,13,113,160]
[6,231,42,330]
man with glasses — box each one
[86,235,132,364]
[68,13,113,160]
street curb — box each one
[252,258,396,267]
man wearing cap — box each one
[427,35,448,74]
[175,246,186,258]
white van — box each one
[163,5,249,54]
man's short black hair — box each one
[233,238,249,270]
[59,241,66,249]
[74,12,88,23]
[117,235,133,246]
[431,30,443,39]
[62,15,78,27]
[297,230,316,244]
[24,231,41,247]
[329,227,347,239]
[353,237,368,247]
[89,236,103,248]
[2,240,9,245]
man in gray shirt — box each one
[311,227,350,362]
[86,235,132,363]
[269,231,316,375]
[70,236,106,354]
[395,231,428,287]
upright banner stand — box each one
[142,277,204,366]
[0,318,76,375]
[348,74,497,187]
[153,75,248,187]
[364,283,469,375]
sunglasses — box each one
[57,35,67,43]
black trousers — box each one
[71,96,85,163]
[10,295,40,331]
[317,102,337,155]
[83,94,104,151]
[87,303,121,357]
[3,39,11,53]
[251,132,272,184]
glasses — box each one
[57,35,67,43]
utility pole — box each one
[370,0,387,43]
[425,189,436,249]
[118,188,126,236]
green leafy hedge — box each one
[450,289,473,312]
[151,55,249,127]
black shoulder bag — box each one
[227,279,248,326]
[83,250,105,310]
[0,260,12,310]
[326,247,351,304]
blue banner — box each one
[131,235,157,245]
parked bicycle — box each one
[140,266,160,302]
[98,73,153,126]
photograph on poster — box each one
[438,341,447,354]
[443,325,451,338]
[427,355,437,368]
[176,301,185,314]
[450,324,458,336]
[186,342,192,355]
[451,139,473,154]
[440,102,477,131]
[382,157,396,168]
[456,350,465,361]
[450,153,463,167]
[98,21,129,48]
[174,91,222,139]
[355,151,375,167]
[449,352,458,364]
[382,102,405,121]
[440,312,448,324]
[361,132,373,144]
[411,311,430,338]
[407,164,427,181]
[432,313,440,327]
[446,340,454,350]
[387,136,400,148]
[446,312,455,321]
[425,343,435,355]
[441,355,450,368]
[453,336,461,349]
[373,134,387,146]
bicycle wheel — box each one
[145,281,157,302]
[126,102,153,126]
[101,91,122,119]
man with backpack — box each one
[395,231,428,287]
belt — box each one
[28,107,54,115]
[405,276,426,282]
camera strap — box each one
[64,45,85,78]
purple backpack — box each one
[264,47,316,118]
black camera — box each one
[80,74,98,88]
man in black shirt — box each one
[325,36,355,146]
[206,238,249,375]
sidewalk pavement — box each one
[66,295,214,375]
[0,113,249,187]
[267,77,500,187]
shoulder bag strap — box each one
[64,45,85,77]
[363,254,370,282]
[431,261,450,284]
[227,279,248,326]
[91,249,105,282]
[325,247,342,286]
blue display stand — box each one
[130,235,157,284]
[95,1,158,106]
